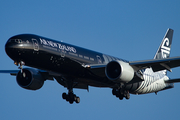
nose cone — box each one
[5,37,24,61]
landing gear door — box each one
[32,39,39,51]
[61,50,65,57]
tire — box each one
[119,96,123,100]
[69,93,75,101]
[69,99,74,104]
[112,89,117,95]
[125,93,130,100]
[119,93,124,100]
[75,97,80,103]
[62,93,67,99]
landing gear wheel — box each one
[69,99,74,104]
[75,97,80,103]
[62,92,80,104]
[119,96,123,100]
[62,93,67,99]
[119,94,124,100]
[112,89,117,95]
[125,93,130,100]
[112,88,130,101]
[61,77,81,104]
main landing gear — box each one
[112,88,130,100]
[61,79,80,104]
[62,92,80,104]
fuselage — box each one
[5,34,173,94]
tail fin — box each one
[154,28,174,75]
[154,28,174,59]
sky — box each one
[1,0,180,120]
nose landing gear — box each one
[14,61,25,73]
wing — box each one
[130,56,180,72]
[0,69,54,79]
[0,70,19,76]
[84,64,107,77]
[85,56,180,79]
[0,68,88,90]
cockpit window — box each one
[26,40,30,43]
[9,39,22,43]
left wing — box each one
[0,69,54,80]
[0,68,88,90]
[0,70,19,76]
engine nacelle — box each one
[16,68,45,90]
[105,60,134,83]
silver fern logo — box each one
[161,38,170,58]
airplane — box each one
[1,28,180,104]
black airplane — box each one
[2,28,180,104]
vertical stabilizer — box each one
[154,28,174,59]
[153,28,174,75]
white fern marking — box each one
[161,38,170,58]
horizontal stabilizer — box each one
[165,78,180,83]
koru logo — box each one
[161,38,170,58]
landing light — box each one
[14,61,18,66]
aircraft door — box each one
[32,39,39,51]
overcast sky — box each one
[1,1,180,120]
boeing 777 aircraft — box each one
[1,28,180,104]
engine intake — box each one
[16,68,45,90]
[105,60,134,83]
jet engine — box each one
[16,68,45,90]
[105,60,134,83]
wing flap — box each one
[84,64,106,77]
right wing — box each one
[130,56,180,72]
[85,56,180,77]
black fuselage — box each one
[5,34,140,90]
